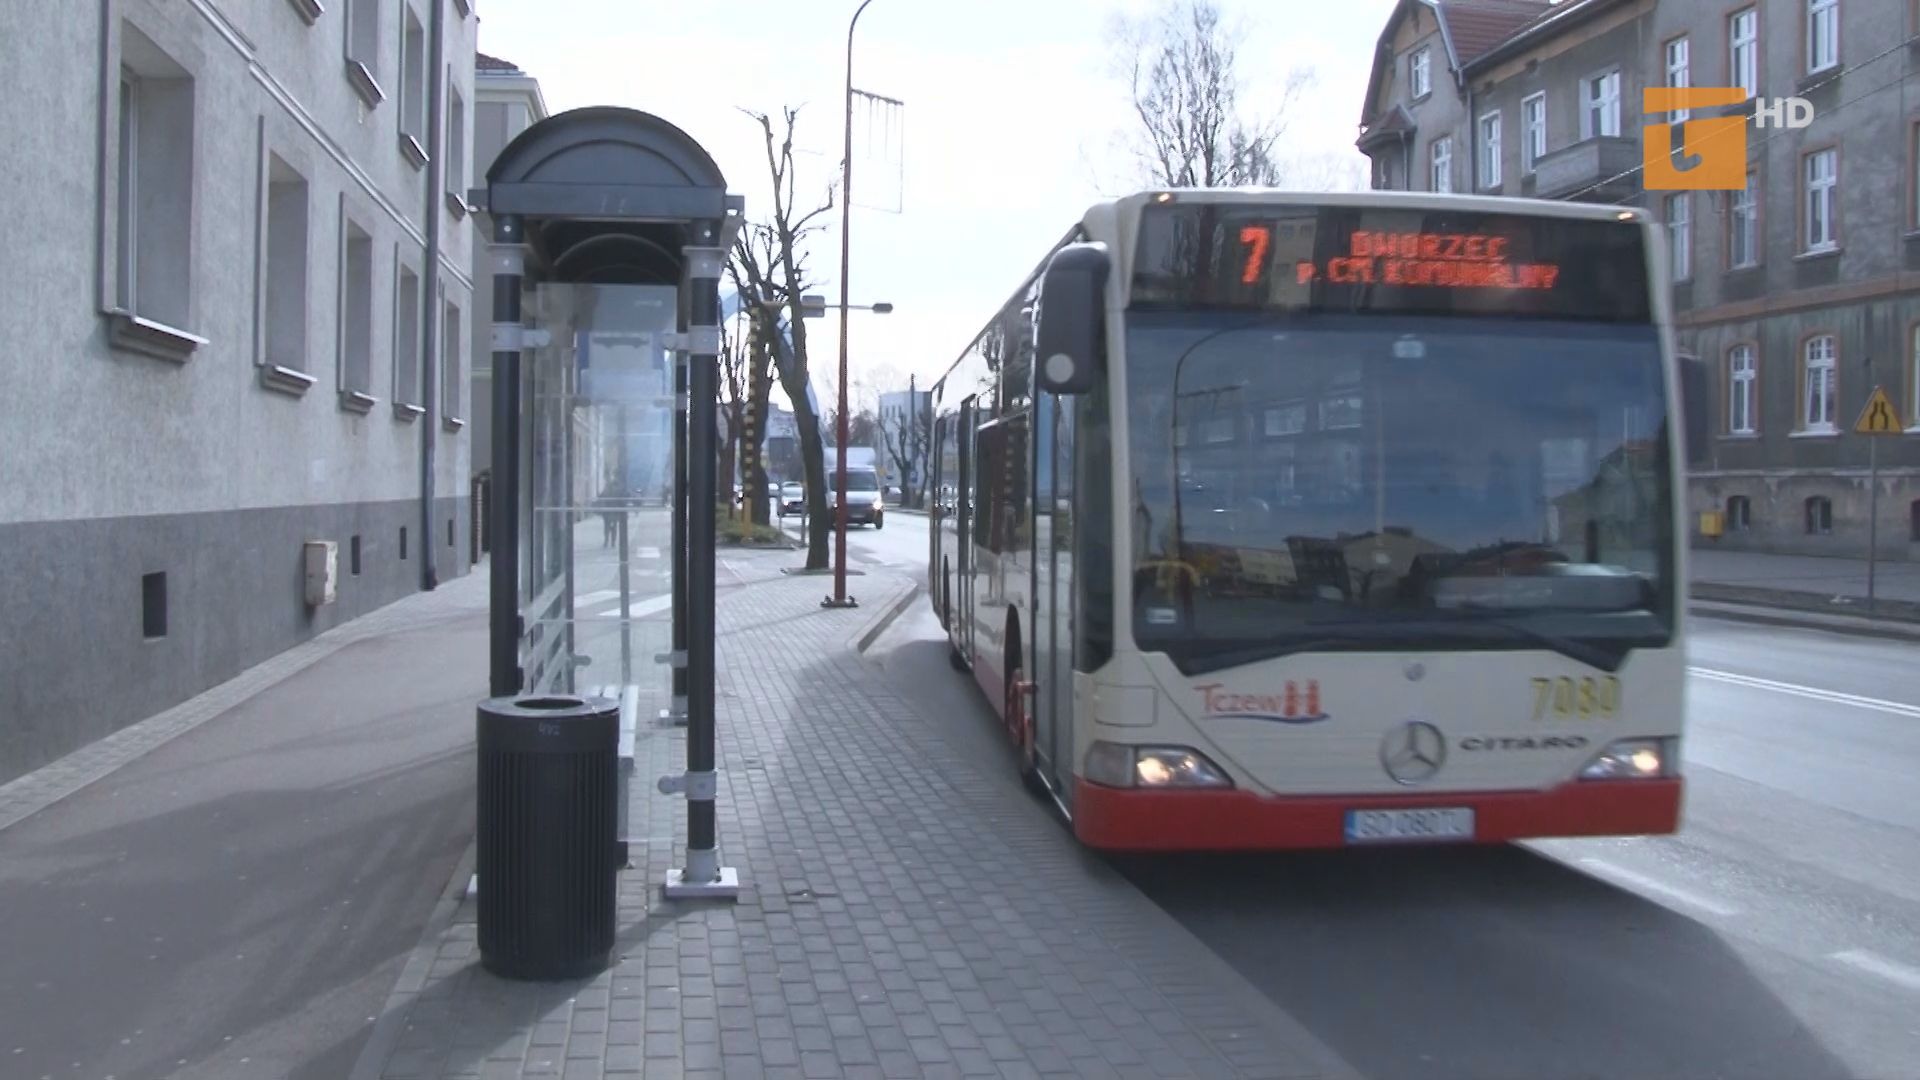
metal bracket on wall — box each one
[656,771,718,800]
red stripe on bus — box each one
[1070,777,1683,852]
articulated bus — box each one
[927,189,1708,852]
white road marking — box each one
[588,594,673,620]
[1575,857,1742,917]
[1689,667,1920,720]
[638,546,661,559]
[1831,949,1920,993]
[576,589,622,607]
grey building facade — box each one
[0,0,479,785]
[1359,0,1920,559]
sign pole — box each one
[1868,433,1879,613]
[1853,382,1901,614]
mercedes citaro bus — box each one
[927,189,1708,852]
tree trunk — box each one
[718,406,739,522]
[786,372,831,569]
[745,324,774,528]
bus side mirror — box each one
[1679,354,1710,467]
[1035,242,1110,396]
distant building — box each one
[1357,0,1920,559]
[0,1,478,784]
[878,387,932,501]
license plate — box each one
[1344,808,1475,844]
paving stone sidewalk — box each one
[354,547,1356,1080]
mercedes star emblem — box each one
[1380,720,1446,785]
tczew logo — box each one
[1196,681,1330,724]
[1643,87,1813,191]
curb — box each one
[346,840,478,1080]
[1689,600,1920,642]
[857,583,924,654]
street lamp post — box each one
[827,0,882,609]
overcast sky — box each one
[476,0,1395,406]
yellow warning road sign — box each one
[1855,386,1903,436]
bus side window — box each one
[973,425,998,550]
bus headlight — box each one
[1580,738,1672,780]
[1084,742,1233,789]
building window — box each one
[1910,324,1920,425]
[442,294,464,425]
[1665,36,1691,121]
[1804,148,1838,252]
[1478,112,1502,189]
[1521,92,1546,173]
[141,571,168,639]
[1805,496,1832,535]
[339,210,375,409]
[1726,495,1751,531]
[260,151,310,378]
[1665,193,1691,281]
[110,25,198,354]
[1410,47,1431,99]
[1729,344,1756,434]
[1808,0,1839,75]
[1730,8,1758,99]
[1730,171,1760,268]
[1430,137,1452,193]
[1581,70,1621,139]
[1910,500,1920,542]
[1803,334,1837,431]
[346,0,383,105]
[445,82,468,212]
[399,7,427,166]
[394,259,422,412]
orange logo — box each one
[1642,87,1748,191]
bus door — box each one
[955,397,977,664]
[1029,391,1073,786]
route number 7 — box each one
[1239,225,1271,285]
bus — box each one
[926,189,1708,852]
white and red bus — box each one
[927,189,1706,852]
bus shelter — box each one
[483,106,741,898]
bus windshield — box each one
[1123,312,1675,673]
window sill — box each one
[346,60,384,108]
[286,0,323,24]
[393,401,425,422]
[444,190,470,219]
[1726,261,1762,274]
[339,389,378,414]
[259,363,316,396]
[400,133,429,170]
[1720,432,1759,440]
[443,414,467,433]
[107,312,206,363]
[1795,246,1840,262]
[1789,427,1840,438]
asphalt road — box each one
[865,513,1920,1080]
[0,612,485,1080]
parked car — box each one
[778,481,806,517]
[827,467,885,528]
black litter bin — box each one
[476,694,619,980]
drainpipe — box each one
[1465,80,1477,192]
[419,0,448,590]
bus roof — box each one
[1090,188,1650,227]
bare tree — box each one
[730,105,837,566]
[717,309,751,520]
[1110,0,1313,188]
[878,391,931,508]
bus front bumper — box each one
[1071,777,1683,852]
